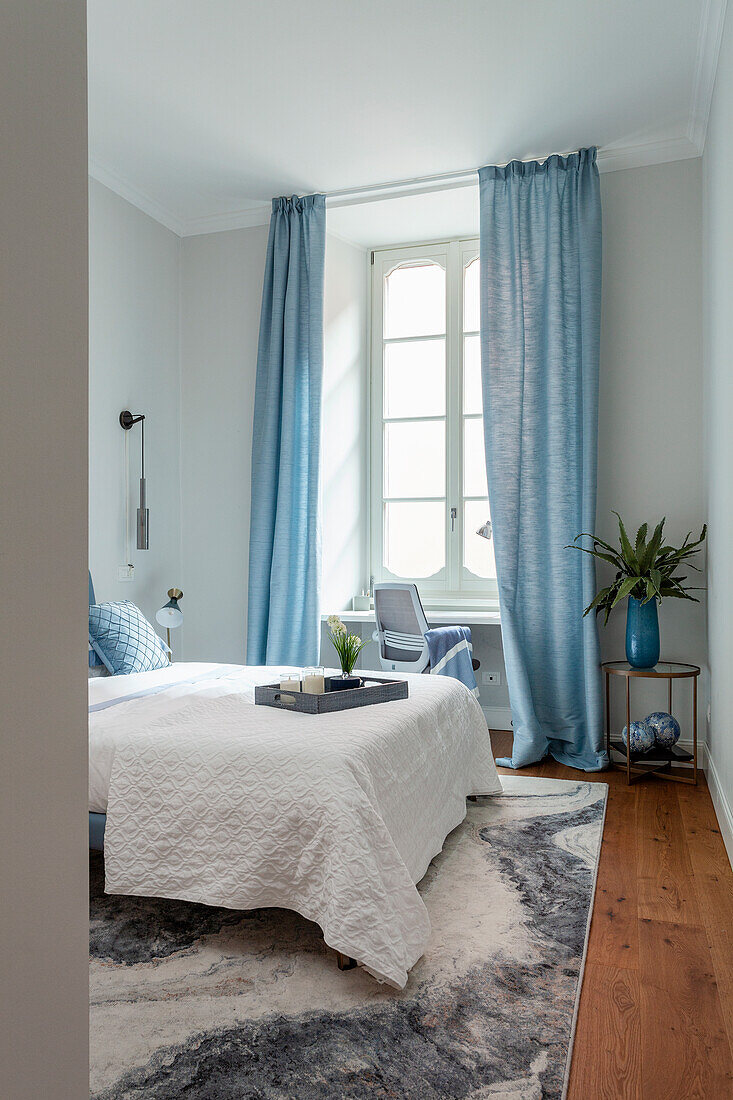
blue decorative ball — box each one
[621,720,655,753]
[645,711,681,749]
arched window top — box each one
[384,259,445,340]
[463,255,479,333]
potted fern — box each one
[570,514,706,668]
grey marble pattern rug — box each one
[90,776,606,1100]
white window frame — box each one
[370,238,498,607]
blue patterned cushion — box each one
[89,601,169,676]
[88,642,109,676]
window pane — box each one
[463,499,496,579]
[385,501,445,578]
[463,256,479,332]
[463,417,488,497]
[385,420,445,498]
[463,334,482,415]
[385,339,445,418]
[385,261,445,339]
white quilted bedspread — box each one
[94,665,502,987]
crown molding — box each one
[596,134,701,173]
[181,205,366,250]
[91,130,705,242]
[88,158,185,236]
[688,0,728,153]
[86,166,363,248]
[181,203,271,237]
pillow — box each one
[88,642,109,677]
[89,600,169,676]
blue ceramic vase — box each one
[625,596,660,669]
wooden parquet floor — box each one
[490,730,733,1100]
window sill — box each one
[321,608,501,626]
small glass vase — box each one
[329,671,362,691]
[625,596,660,669]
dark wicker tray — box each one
[254,676,408,714]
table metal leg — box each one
[693,675,698,785]
[625,676,631,785]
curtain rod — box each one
[323,148,585,209]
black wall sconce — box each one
[120,410,149,550]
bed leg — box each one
[336,951,358,971]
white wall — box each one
[598,158,706,737]
[89,209,369,664]
[0,2,89,1095]
[321,235,369,611]
[703,3,733,854]
[179,224,268,662]
[88,180,182,634]
[179,228,368,663]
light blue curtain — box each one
[247,193,326,666]
[478,149,607,771]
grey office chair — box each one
[373,583,431,673]
[372,582,481,675]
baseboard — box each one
[705,749,733,869]
[482,705,512,730]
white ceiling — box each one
[88,0,726,245]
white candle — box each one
[279,677,301,692]
[303,672,325,694]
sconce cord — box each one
[124,428,131,567]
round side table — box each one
[602,661,699,786]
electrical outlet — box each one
[482,669,502,686]
[117,565,134,581]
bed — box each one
[89,661,502,988]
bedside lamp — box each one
[156,588,183,660]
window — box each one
[370,240,496,603]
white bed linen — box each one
[90,664,502,988]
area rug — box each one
[90,776,607,1100]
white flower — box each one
[327,614,346,636]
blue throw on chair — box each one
[478,149,607,772]
[425,626,480,697]
[246,193,326,666]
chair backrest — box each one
[373,583,430,673]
